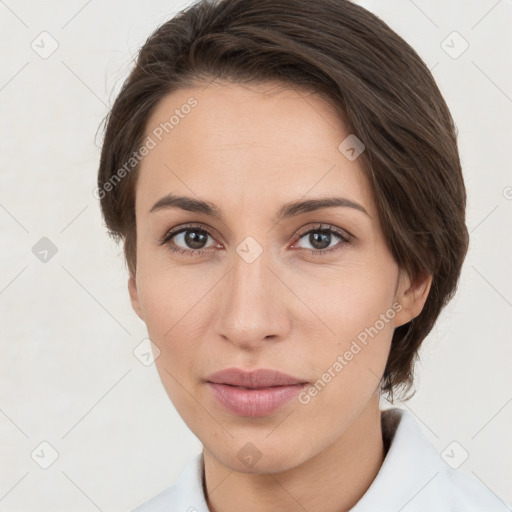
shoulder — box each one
[131,452,209,512]
[395,408,508,508]
[131,484,179,512]
[428,466,510,511]
[351,408,510,511]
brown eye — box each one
[294,224,351,255]
[176,228,210,249]
[160,225,216,255]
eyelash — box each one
[158,223,352,257]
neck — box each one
[203,394,385,512]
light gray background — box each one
[1,0,511,510]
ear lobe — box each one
[128,275,144,321]
[393,270,433,328]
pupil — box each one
[311,231,330,250]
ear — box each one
[128,275,144,321]
[393,269,433,328]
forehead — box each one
[136,81,374,218]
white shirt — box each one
[132,407,510,511]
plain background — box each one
[0,0,511,510]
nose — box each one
[215,246,291,350]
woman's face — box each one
[128,81,428,473]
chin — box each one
[214,442,306,475]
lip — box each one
[205,368,309,417]
[206,367,307,388]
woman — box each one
[96,0,509,510]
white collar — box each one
[133,407,509,511]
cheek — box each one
[141,281,201,415]
[136,257,208,336]
[293,256,397,337]
[136,264,213,365]
[297,291,395,424]
[333,285,397,353]
[299,265,397,391]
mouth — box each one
[205,367,308,388]
[205,367,309,417]
[219,384,290,390]
[206,382,308,417]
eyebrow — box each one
[149,193,370,221]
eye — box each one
[159,222,352,257]
[293,224,351,255]
[159,224,218,256]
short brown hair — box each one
[97,0,469,402]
